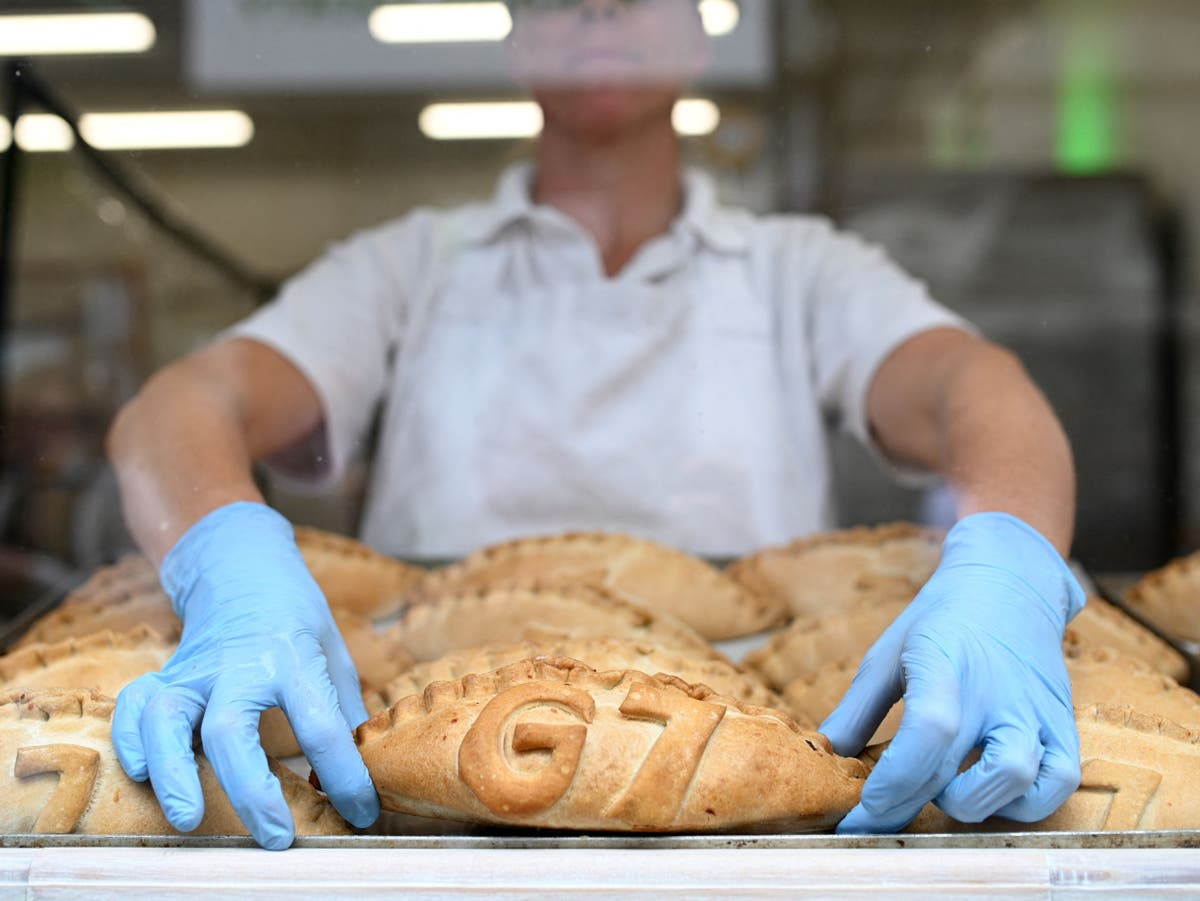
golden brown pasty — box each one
[16,559,180,649]
[784,643,1200,752]
[1066,644,1200,729]
[405,531,787,641]
[901,704,1200,832]
[61,554,162,605]
[1066,594,1189,682]
[366,636,784,718]
[295,526,425,620]
[726,523,942,620]
[1125,553,1200,644]
[331,609,414,693]
[0,625,174,695]
[357,657,866,832]
[386,584,726,664]
[743,593,910,692]
[0,688,351,836]
[783,658,901,746]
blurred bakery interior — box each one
[1,0,1197,615]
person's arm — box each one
[864,326,1075,554]
[107,338,380,849]
[108,338,323,563]
[822,326,1085,834]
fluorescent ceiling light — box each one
[419,98,719,140]
[0,111,254,151]
[369,3,512,43]
[672,98,721,136]
[698,0,740,37]
[16,114,75,152]
[80,111,255,150]
[0,12,155,56]
[419,101,543,140]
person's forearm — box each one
[107,365,264,566]
[869,331,1075,557]
[931,344,1075,556]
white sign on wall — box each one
[185,0,774,93]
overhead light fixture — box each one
[369,3,512,43]
[370,0,737,43]
[15,114,76,152]
[0,111,254,151]
[0,12,156,56]
[698,0,740,37]
[418,98,719,141]
[672,98,721,136]
[80,111,255,150]
[419,101,543,140]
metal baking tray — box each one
[3,830,1200,850]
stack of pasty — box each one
[0,526,422,836]
[405,531,788,640]
[1125,552,1200,645]
[7,520,1196,838]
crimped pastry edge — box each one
[0,625,172,683]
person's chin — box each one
[538,86,675,139]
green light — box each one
[1057,16,1117,174]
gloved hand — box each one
[112,501,380,849]
[820,511,1086,834]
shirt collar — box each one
[676,166,751,254]
[459,161,751,255]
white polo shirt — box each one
[232,163,968,558]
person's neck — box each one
[533,117,683,278]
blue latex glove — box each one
[112,502,380,849]
[821,512,1086,834]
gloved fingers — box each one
[112,673,166,781]
[818,647,905,758]
[283,669,380,829]
[837,648,962,834]
[139,686,208,832]
[321,631,372,729]
[992,736,1082,822]
[200,684,295,851]
[935,722,1044,823]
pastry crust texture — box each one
[357,658,866,832]
[1125,552,1200,644]
[0,688,351,836]
[1066,644,1200,730]
[783,657,902,745]
[405,531,788,641]
[16,558,180,649]
[367,636,783,718]
[295,526,425,620]
[1065,595,1189,682]
[902,704,1200,832]
[386,584,727,664]
[743,594,911,692]
[0,625,174,695]
[725,523,942,619]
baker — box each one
[107,0,1085,849]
